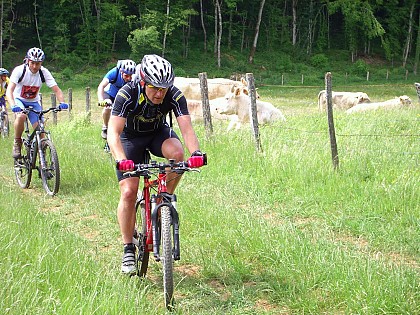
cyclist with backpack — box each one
[107,54,206,274]
[0,68,10,133]
[97,59,136,139]
[6,47,69,158]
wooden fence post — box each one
[246,73,262,152]
[199,72,213,138]
[51,93,57,125]
[86,87,91,122]
[325,72,339,170]
[68,88,73,120]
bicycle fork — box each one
[151,192,180,262]
[36,131,50,172]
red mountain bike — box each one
[124,151,206,310]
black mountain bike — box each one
[14,106,64,196]
[0,101,9,138]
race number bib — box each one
[21,85,40,99]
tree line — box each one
[0,0,419,75]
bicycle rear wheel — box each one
[40,139,60,196]
[161,205,175,310]
[135,198,150,277]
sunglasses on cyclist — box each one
[146,84,167,92]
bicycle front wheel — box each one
[0,115,9,138]
[40,139,60,196]
[161,205,174,310]
[14,142,32,188]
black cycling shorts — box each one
[116,125,180,181]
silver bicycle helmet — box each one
[117,59,136,75]
[139,54,174,88]
[26,47,45,62]
[0,68,9,75]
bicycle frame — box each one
[140,162,181,262]
[24,115,51,170]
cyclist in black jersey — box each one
[107,54,206,274]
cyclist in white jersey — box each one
[6,47,68,158]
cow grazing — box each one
[345,95,413,114]
[175,77,258,100]
[318,90,371,111]
[214,87,286,130]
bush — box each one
[310,53,329,70]
[351,59,369,77]
[61,67,74,81]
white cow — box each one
[187,99,231,122]
[214,87,286,130]
[345,95,413,114]
[175,77,258,100]
[318,90,371,111]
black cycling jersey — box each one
[112,81,189,135]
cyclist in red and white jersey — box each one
[6,47,68,158]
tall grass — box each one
[0,84,418,314]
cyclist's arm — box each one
[108,115,127,161]
[176,115,200,155]
[51,85,65,103]
[97,77,110,102]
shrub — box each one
[310,53,329,70]
[351,59,369,77]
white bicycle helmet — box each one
[26,47,45,62]
[0,68,9,75]
[117,59,136,75]
[139,54,174,88]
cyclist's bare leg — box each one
[161,138,185,194]
[102,107,111,129]
[4,113,9,128]
[13,112,27,139]
[118,176,140,244]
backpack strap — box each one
[17,64,26,83]
[39,69,45,83]
[18,64,45,83]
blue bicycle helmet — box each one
[117,59,136,75]
[0,68,9,75]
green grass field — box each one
[0,83,418,314]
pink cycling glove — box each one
[116,159,135,171]
[187,156,205,168]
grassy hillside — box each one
[0,83,418,314]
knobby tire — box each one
[135,199,150,277]
[14,142,32,188]
[161,205,174,310]
[40,139,60,196]
[0,115,9,138]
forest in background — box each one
[0,0,419,83]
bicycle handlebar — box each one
[123,157,205,177]
[14,106,66,115]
